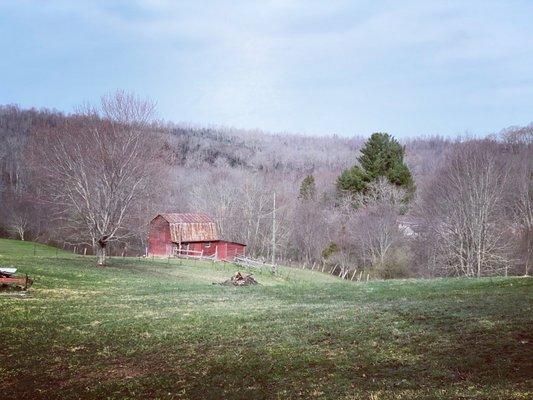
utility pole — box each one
[271,191,276,267]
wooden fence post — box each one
[351,269,357,281]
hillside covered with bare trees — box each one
[1,97,531,278]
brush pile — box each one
[218,272,258,286]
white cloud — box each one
[3,0,533,135]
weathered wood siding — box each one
[147,214,246,260]
[216,241,246,261]
[148,215,173,256]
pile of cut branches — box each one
[218,272,258,286]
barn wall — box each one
[181,241,245,260]
[202,242,217,257]
[180,241,218,257]
[148,216,172,256]
[217,243,227,260]
[216,241,245,261]
[225,242,245,260]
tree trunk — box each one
[525,230,532,276]
[96,238,107,266]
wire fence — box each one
[234,255,277,274]
[25,242,281,274]
[22,242,374,281]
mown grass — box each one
[0,238,532,399]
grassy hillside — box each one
[0,239,531,399]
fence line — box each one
[172,248,218,262]
[234,255,277,274]
[26,242,377,281]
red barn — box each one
[147,213,246,261]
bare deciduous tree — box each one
[506,142,533,276]
[4,197,31,241]
[416,141,514,277]
[30,91,164,265]
[351,179,409,277]
[291,196,327,264]
[356,206,402,269]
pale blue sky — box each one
[1,0,532,137]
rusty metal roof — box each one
[158,213,219,243]
[160,213,214,224]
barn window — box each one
[204,242,211,248]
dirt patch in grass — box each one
[68,361,148,385]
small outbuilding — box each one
[147,213,246,261]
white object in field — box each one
[0,267,17,275]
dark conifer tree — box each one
[299,175,317,200]
[337,132,414,197]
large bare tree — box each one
[504,131,533,276]
[3,192,33,241]
[416,140,514,277]
[349,179,408,277]
[30,91,164,265]
[512,165,533,276]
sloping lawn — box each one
[0,238,532,399]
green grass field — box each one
[0,239,532,399]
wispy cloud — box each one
[1,0,532,136]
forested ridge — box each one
[1,102,531,278]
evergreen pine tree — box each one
[336,166,368,194]
[337,132,414,197]
[299,175,317,200]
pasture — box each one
[0,239,531,399]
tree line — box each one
[0,92,531,276]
